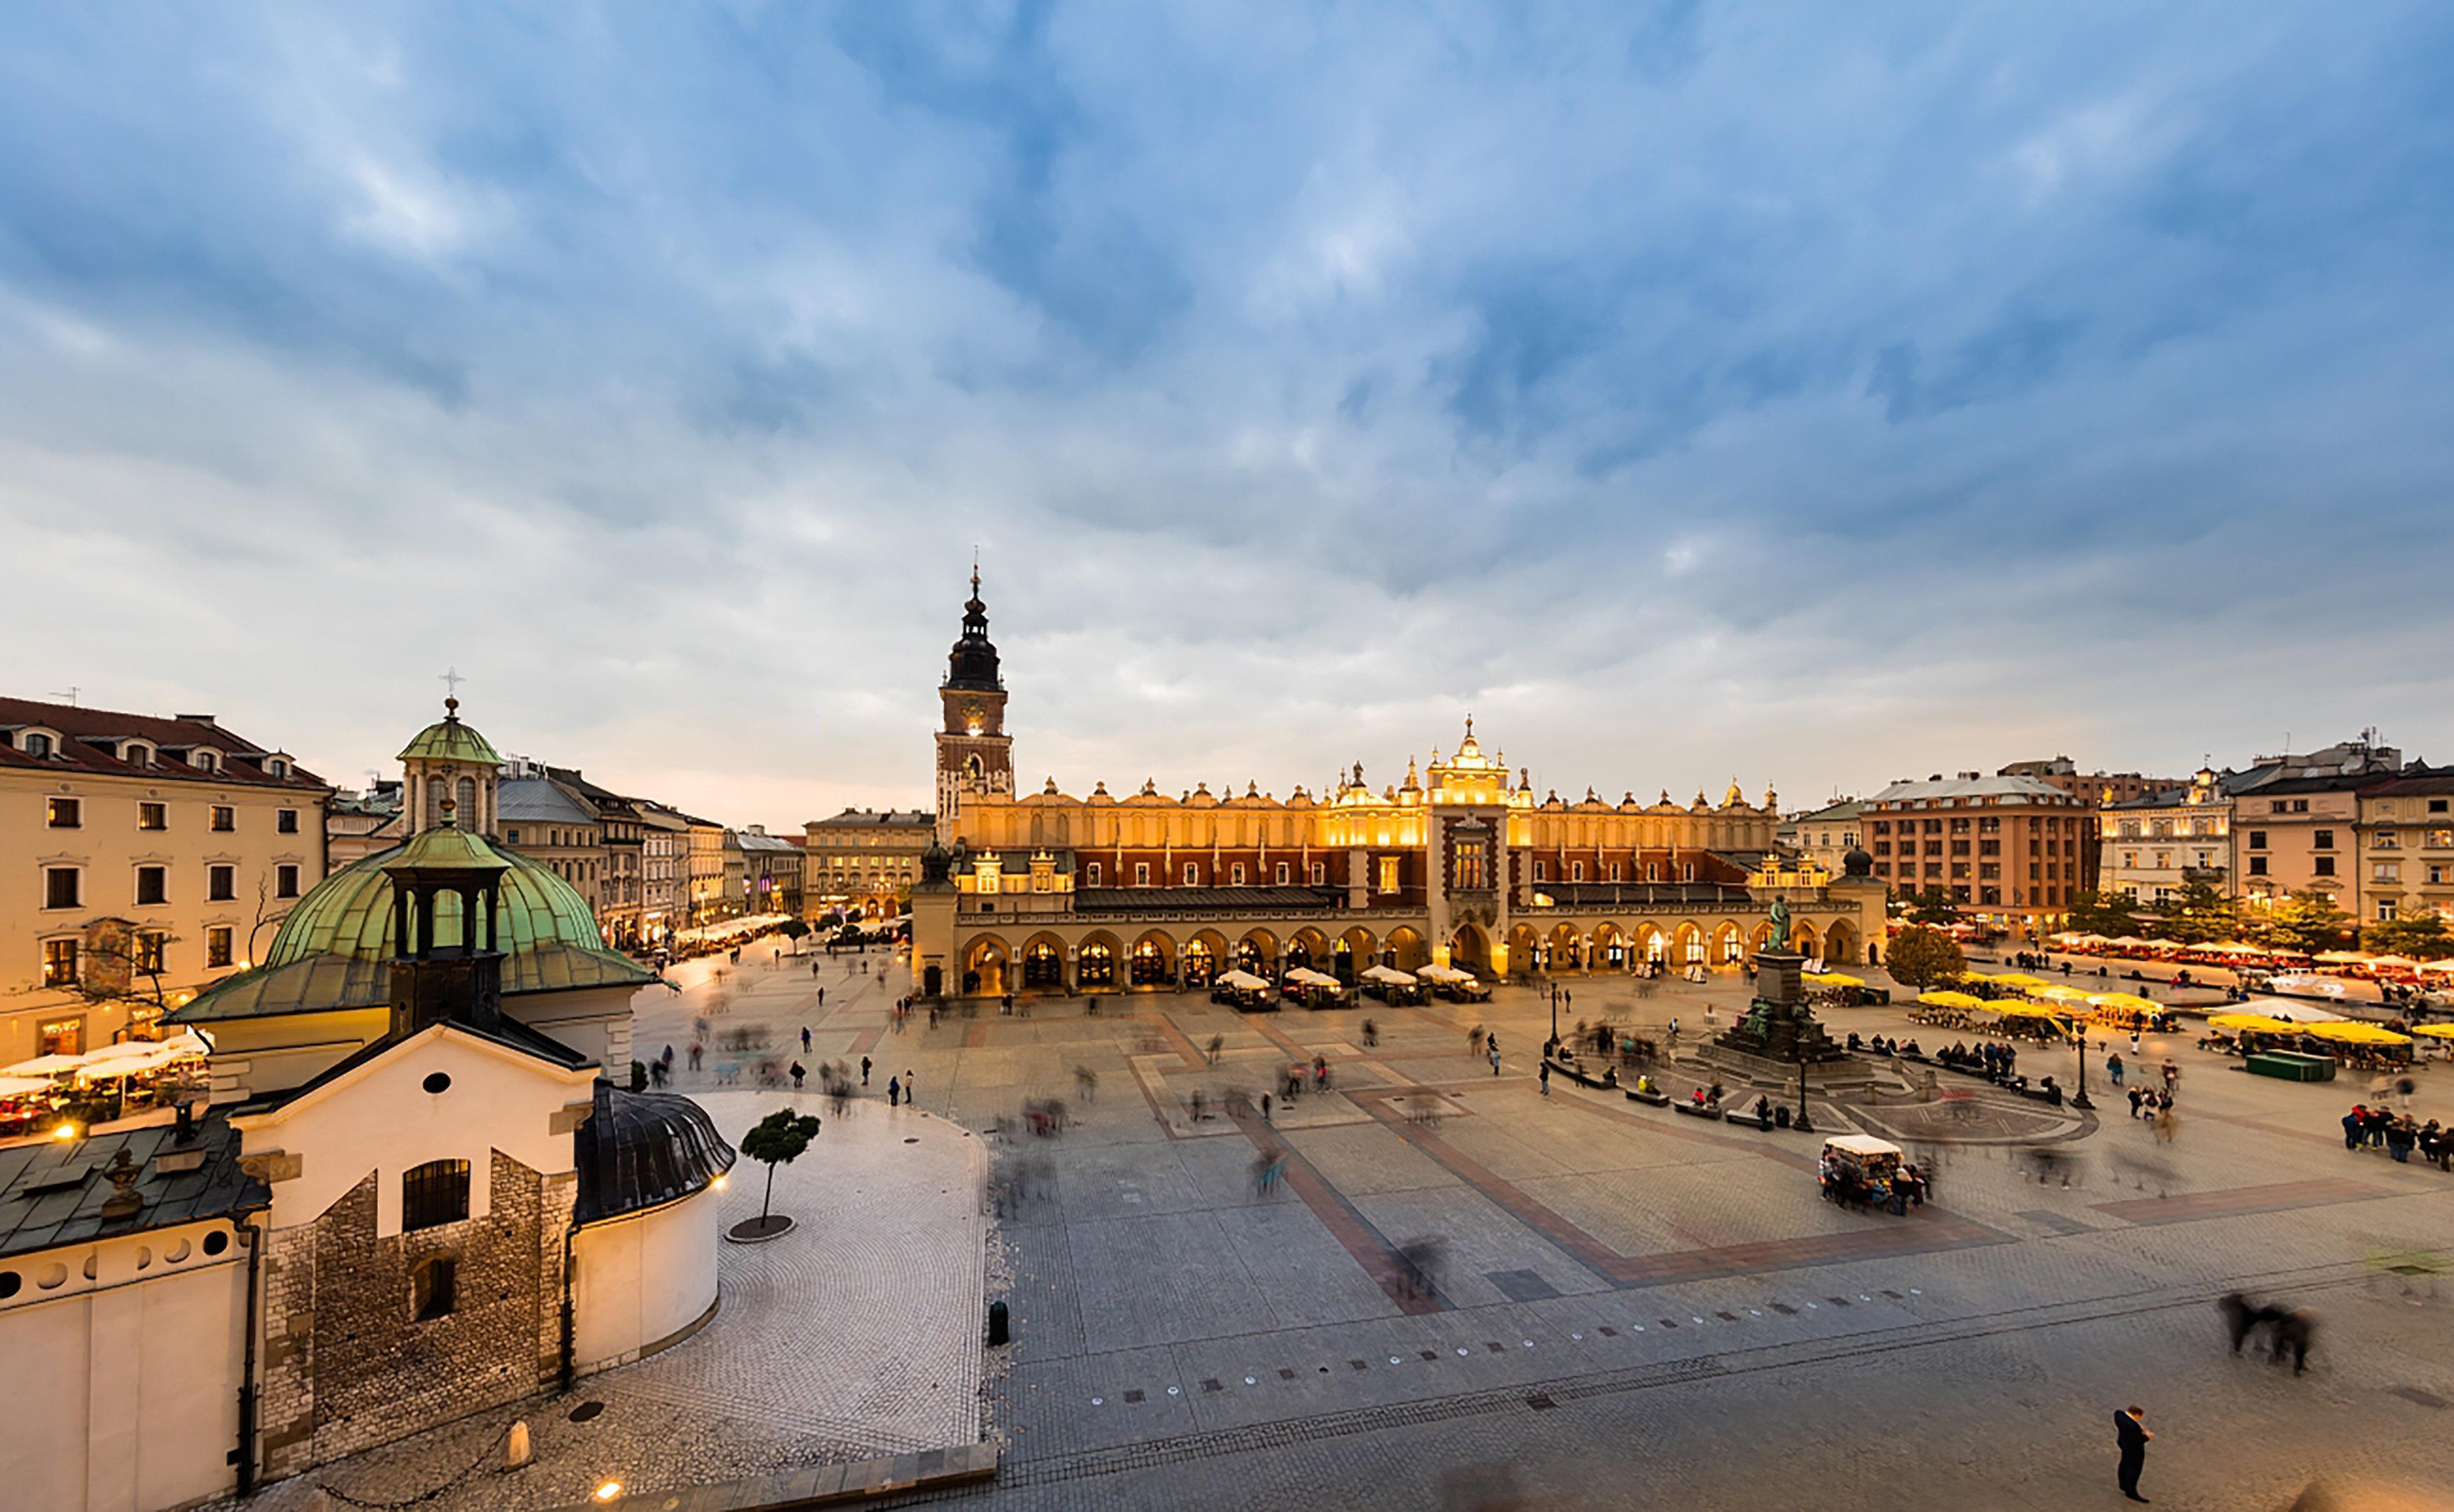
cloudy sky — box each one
[5,3,2451,826]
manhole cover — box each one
[568,1401,605,1423]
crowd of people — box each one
[2341,1102,2452,1167]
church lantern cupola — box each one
[944,566,1004,693]
[380,801,512,1039]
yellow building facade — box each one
[907,580,1885,997]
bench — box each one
[2011,1083,2065,1106]
[1671,1099,1723,1119]
[1724,1107,1777,1129]
[1625,1088,1672,1106]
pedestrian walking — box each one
[1539,1061,1552,1097]
[887,1076,901,1108]
[790,1061,805,1090]
[2107,1052,2124,1087]
[1261,1092,1272,1123]
[904,1069,916,1104]
[861,1056,872,1086]
[1490,1047,1502,1077]
[688,1043,703,1072]
[2128,1086,2144,1119]
[801,1026,813,1052]
[2113,1406,2152,1502]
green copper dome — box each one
[174,833,653,1023]
[398,699,502,766]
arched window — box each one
[402,1159,470,1231]
[456,776,477,824]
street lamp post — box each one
[1793,1043,1815,1135]
[2070,1024,2094,1111]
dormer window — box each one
[21,732,52,758]
[191,749,218,772]
[267,757,288,778]
[123,743,150,766]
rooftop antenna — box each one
[51,686,80,707]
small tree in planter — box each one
[731,1109,821,1241]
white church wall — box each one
[571,1182,720,1374]
[507,983,634,1078]
[0,1221,247,1512]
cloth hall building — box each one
[909,577,1885,999]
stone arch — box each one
[1129,929,1175,988]
[1021,932,1067,992]
[1671,921,1705,966]
[1547,922,1584,972]
[1825,918,1861,965]
[1790,921,1820,960]
[964,934,1011,997]
[1450,922,1492,975]
[1333,926,1376,984]
[1592,921,1627,970]
[1506,923,1540,976]
[1077,929,1123,989]
[1236,927,1279,976]
[1182,929,1227,988]
[1748,919,1775,956]
[1712,919,1745,965]
[1635,923,1667,963]
[1287,927,1328,973]
[1382,926,1426,972]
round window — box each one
[203,1231,230,1257]
[0,1272,21,1299]
[36,1263,67,1290]
[423,1072,452,1095]
[165,1240,191,1263]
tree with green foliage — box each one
[2158,877,2238,944]
[739,1109,822,1224]
[1903,887,1958,925]
[2244,888,2356,955]
[2065,890,2143,939]
[2363,914,2452,959]
[1886,925,1968,990]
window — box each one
[42,938,79,987]
[139,802,166,831]
[1134,863,1150,887]
[2293,800,2309,814]
[205,927,233,968]
[46,797,81,828]
[1309,862,1325,884]
[193,750,217,772]
[1873,841,1890,856]
[1533,861,1548,882]
[2376,829,2401,849]
[2314,856,2336,877]
[1231,863,1247,885]
[210,805,234,832]
[402,1159,471,1231]
[45,868,81,910]
[2270,800,2287,814]
[1681,863,1695,882]
[412,1256,457,1321]
[125,744,150,766]
[2314,830,2334,849]
[208,865,235,902]
[277,809,299,834]
[1085,862,1101,887]
[2248,856,2268,876]
[505,827,522,844]
[21,732,52,758]
[2248,831,2266,850]
[2375,862,2400,883]
[1571,861,1586,882]
[37,1017,82,1056]
[1378,857,1401,893]
[136,932,166,975]
[276,864,300,899]
[1183,863,1199,886]
[1275,863,1289,885]
[2377,899,2398,921]
[2432,830,2454,849]
[135,866,167,905]
[1610,863,1622,882]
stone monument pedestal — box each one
[1693,950,1873,1092]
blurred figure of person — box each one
[887,1075,901,1108]
[2269,1309,2315,1375]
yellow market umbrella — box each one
[2033,984,2093,1002]
[1991,972,2049,988]
[1803,972,1864,987]
[2408,1024,2454,1039]
[1989,1000,2071,1018]
[2305,1021,2411,1046]
[2087,992,2160,1014]
[1919,990,1985,1009]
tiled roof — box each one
[0,696,326,791]
[2363,767,2454,797]
[809,809,936,829]
[1866,775,2073,805]
[1531,882,1754,907]
[499,776,599,825]
[0,1115,267,1262]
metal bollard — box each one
[987,1299,1011,1347]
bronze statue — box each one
[1769,897,1791,952]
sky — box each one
[4,2,2451,827]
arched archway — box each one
[1507,924,1540,977]
[1287,927,1328,973]
[1334,926,1376,984]
[1826,919,1861,965]
[1593,922,1626,970]
[1237,927,1279,976]
[1382,927,1425,972]
[1713,921,1745,965]
[1791,921,1820,961]
[1182,930,1225,988]
[1672,922,1705,966]
[1021,933,1066,991]
[1636,924,1667,963]
[1077,931,1122,989]
[965,935,1011,996]
[1749,919,1774,956]
[1130,931,1175,987]
[1547,922,1584,972]
[1450,923,1492,975]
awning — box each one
[1360,965,1418,985]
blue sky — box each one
[4,2,2451,824]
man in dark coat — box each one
[2114,1405,2152,1501]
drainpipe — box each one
[559,1220,576,1393]
[235,1208,267,1497]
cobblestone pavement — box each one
[249,949,2454,1509]
[228,1078,986,1512]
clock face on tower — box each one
[966,704,983,736]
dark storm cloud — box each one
[3,1,2451,824]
